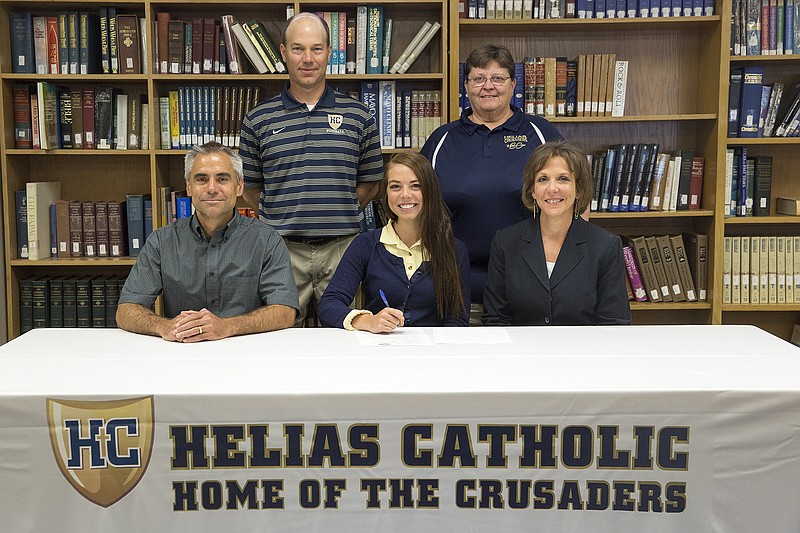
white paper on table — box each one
[433,327,513,345]
[355,329,435,346]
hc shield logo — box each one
[328,114,343,130]
[47,396,155,507]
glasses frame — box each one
[467,75,512,87]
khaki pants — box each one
[285,235,356,327]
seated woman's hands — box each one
[352,307,405,333]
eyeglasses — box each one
[467,75,511,87]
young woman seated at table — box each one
[318,152,470,332]
[483,141,631,326]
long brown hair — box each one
[382,152,464,319]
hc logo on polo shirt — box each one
[47,396,155,507]
[328,114,344,130]
[504,134,528,150]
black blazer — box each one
[483,217,631,326]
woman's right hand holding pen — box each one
[351,307,405,334]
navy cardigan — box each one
[318,229,470,328]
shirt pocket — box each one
[219,275,262,317]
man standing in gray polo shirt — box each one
[117,142,299,342]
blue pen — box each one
[379,289,390,308]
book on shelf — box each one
[70,90,83,148]
[107,7,119,74]
[656,234,687,302]
[753,155,772,216]
[622,245,648,302]
[397,22,441,75]
[738,65,765,137]
[645,235,672,301]
[741,236,751,304]
[116,14,141,74]
[68,200,83,257]
[611,60,628,117]
[777,196,800,216]
[107,200,127,257]
[32,278,50,329]
[10,12,35,73]
[26,182,61,261]
[245,19,285,73]
[230,20,269,74]
[95,201,109,257]
[54,200,70,259]
[56,86,72,149]
[125,194,151,257]
[13,85,33,149]
[629,235,662,302]
[682,232,708,301]
[366,5,384,74]
[15,190,29,259]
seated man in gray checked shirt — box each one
[117,142,299,342]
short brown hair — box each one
[464,44,515,79]
[521,141,593,215]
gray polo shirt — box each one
[119,210,299,318]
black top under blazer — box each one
[483,217,632,326]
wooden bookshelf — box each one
[0,0,447,339]
[449,9,726,329]
[720,53,800,339]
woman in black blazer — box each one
[483,141,631,326]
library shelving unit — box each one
[721,53,800,339]
[0,0,447,339]
[448,9,729,329]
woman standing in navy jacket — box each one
[483,141,631,326]
[318,152,470,332]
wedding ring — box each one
[198,326,203,335]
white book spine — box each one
[356,6,368,75]
[388,21,431,74]
[398,22,441,74]
[611,60,628,117]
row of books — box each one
[13,83,148,151]
[728,67,800,138]
[460,0,714,18]
[623,233,708,304]
[588,144,704,212]
[317,9,440,75]
[19,276,125,333]
[359,82,442,149]
[724,149,772,217]
[731,0,799,55]
[157,85,261,150]
[155,13,284,75]
[459,55,628,118]
[16,183,152,261]
[722,235,800,304]
[9,9,144,75]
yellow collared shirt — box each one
[380,221,428,280]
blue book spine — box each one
[190,85,199,147]
[786,0,794,53]
[617,0,628,17]
[599,149,617,211]
[50,203,58,257]
[639,0,650,15]
[702,0,714,15]
[178,86,186,148]
[360,81,379,120]
[594,0,605,16]
[10,12,35,73]
[330,12,339,74]
[739,65,765,138]
[684,0,694,15]
[650,0,660,16]
[143,198,153,240]
[513,62,524,109]
[672,0,682,16]
[378,80,395,149]
[395,92,403,148]
[176,196,192,219]
[125,194,144,256]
